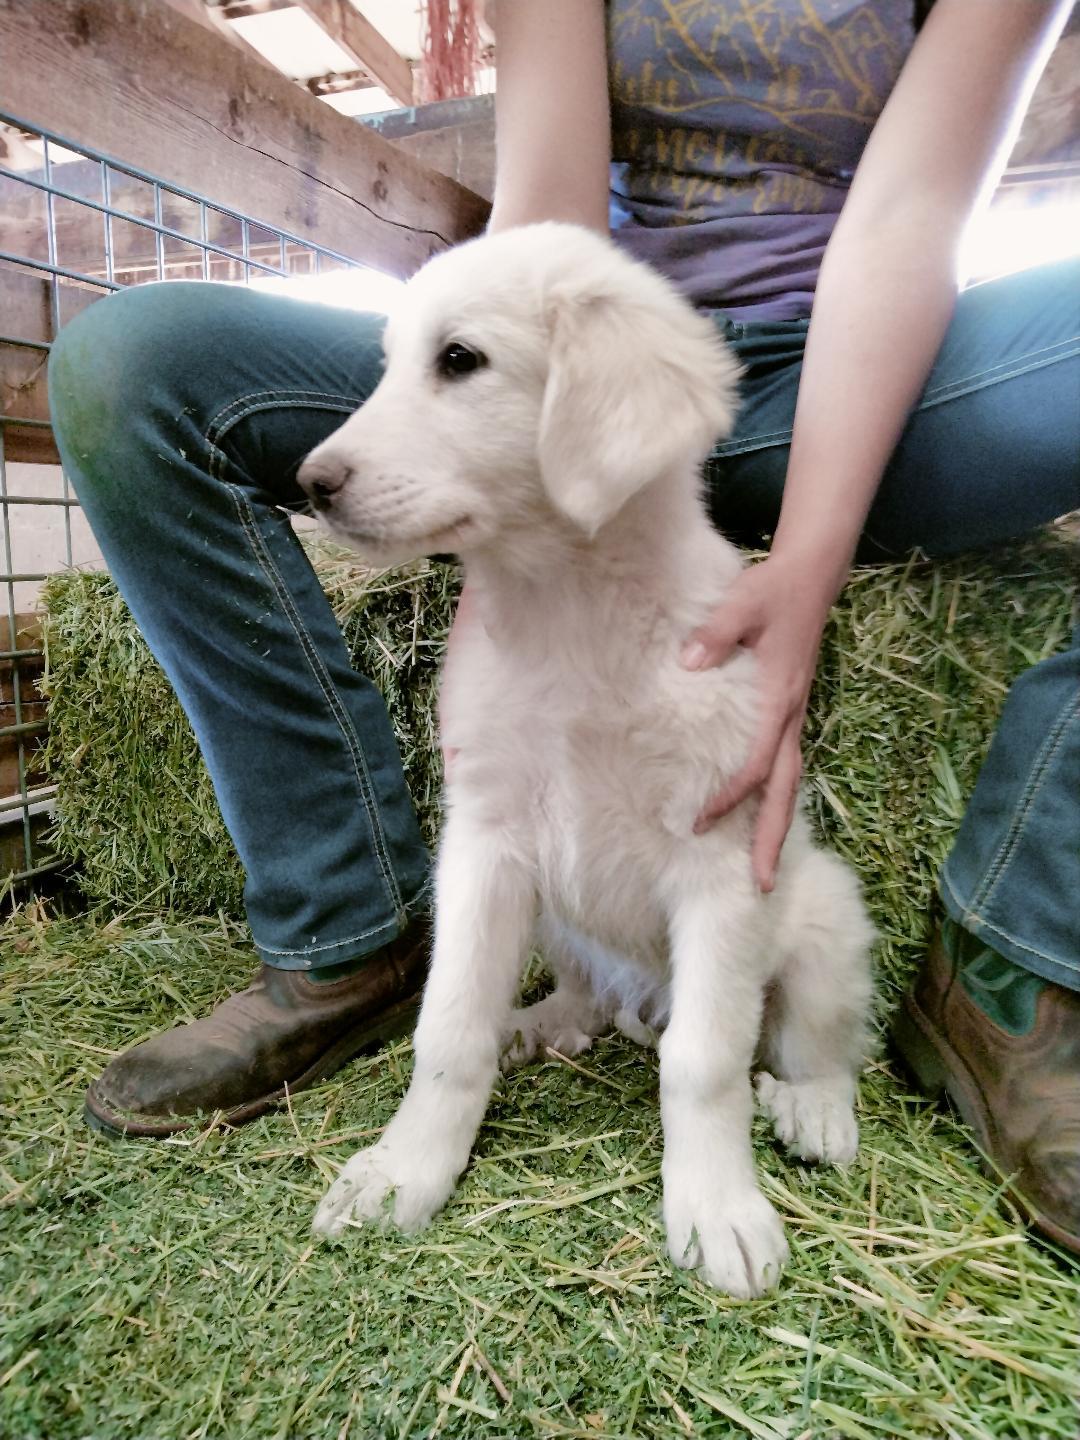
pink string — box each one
[418,0,481,104]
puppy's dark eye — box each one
[437,341,486,379]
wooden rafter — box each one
[162,0,270,62]
[0,0,484,263]
[0,0,489,464]
[212,0,293,17]
[293,0,414,106]
[305,67,377,97]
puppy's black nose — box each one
[297,458,350,512]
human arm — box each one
[487,0,610,234]
[686,0,1074,891]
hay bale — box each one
[41,533,1075,990]
[804,536,1075,991]
[41,541,460,917]
[12,530,1076,1440]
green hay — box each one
[39,542,461,916]
[1,906,1079,1440]
[801,536,1075,994]
[40,532,1076,996]
[3,527,1077,1437]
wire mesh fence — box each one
[0,108,366,889]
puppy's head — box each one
[298,223,739,564]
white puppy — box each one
[300,223,874,1297]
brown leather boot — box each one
[85,922,430,1138]
[893,919,1080,1255]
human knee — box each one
[48,283,220,482]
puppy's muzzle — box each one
[297,454,351,513]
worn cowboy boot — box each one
[893,917,1080,1254]
[85,922,430,1138]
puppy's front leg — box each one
[660,884,789,1297]
[313,812,535,1237]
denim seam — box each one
[204,389,407,922]
[917,344,1080,412]
[228,482,403,910]
[259,915,397,957]
[260,885,431,959]
[708,335,1080,458]
[225,482,405,923]
[209,399,362,444]
[941,867,1080,977]
[709,424,796,458]
[919,334,1080,401]
[205,392,361,493]
[256,885,431,957]
[205,388,363,443]
[962,688,1080,919]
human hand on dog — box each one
[681,553,838,893]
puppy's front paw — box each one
[313,1140,458,1238]
[664,1178,788,1298]
[755,1072,858,1166]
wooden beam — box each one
[294,0,414,106]
[362,96,496,202]
[0,0,487,463]
[1,267,61,464]
[161,0,272,65]
[0,0,487,278]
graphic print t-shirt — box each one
[608,0,916,319]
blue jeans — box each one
[48,258,1079,980]
[50,286,430,969]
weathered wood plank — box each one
[0,613,47,805]
[1,426,59,466]
[296,0,414,106]
[1,262,58,464]
[0,334,51,429]
[0,260,97,463]
[362,95,496,202]
[0,0,489,280]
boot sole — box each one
[83,990,421,1141]
[893,989,1080,1257]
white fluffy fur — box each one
[302,224,875,1297]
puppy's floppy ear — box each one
[536,274,740,536]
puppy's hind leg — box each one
[501,914,614,1069]
[756,846,875,1167]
